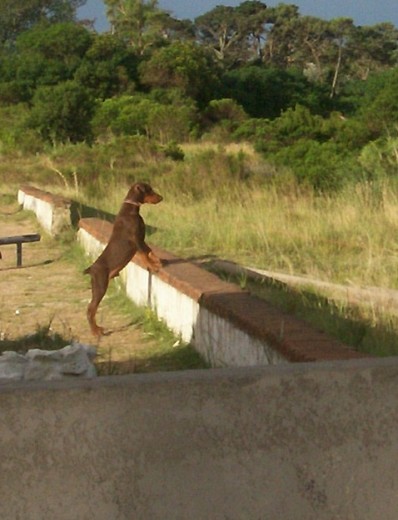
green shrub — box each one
[93,94,195,142]
[359,137,398,180]
[271,139,359,192]
[162,141,185,161]
[27,80,96,144]
[203,98,247,133]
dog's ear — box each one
[134,183,146,194]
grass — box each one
[143,181,398,290]
[74,177,398,358]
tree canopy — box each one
[0,0,397,194]
[0,0,85,46]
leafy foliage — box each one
[92,92,195,142]
[222,65,331,118]
[0,22,92,102]
[74,34,138,99]
[0,0,84,45]
[27,80,96,143]
[104,0,168,54]
[138,41,221,107]
[0,1,397,192]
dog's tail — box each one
[83,266,91,275]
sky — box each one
[78,0,398,32]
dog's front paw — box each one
[148,262,161,273]
[147,254,163,272]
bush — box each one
[162,141,185,161]
[203,98,247,134]
[359,137,398,180]
[0,104,44,153]
[138,41,221,108]
[270,139,359,192]
[93,95,152,136]
[93,94,195,142]
[27,81,96,144]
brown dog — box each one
[84,182,163,337]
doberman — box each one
[84,182,163,337]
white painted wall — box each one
[18,191,53,233]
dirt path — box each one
[213,260,398,315]
[0,199,157,374]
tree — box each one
[359,68,398,135]
[27,80,96,143]
[349,23,398,80]
[195,1,268,64]
[328,18,356,98]
[75,34,138,99]
[0,0,85,46]
[161,14,195,42]
[16,22,92,69]
[222,65,329,119]
[195,6,240,62]
[234,1,269,61]
[261,4,301,67]
[138,41,221,107]
[104,0,167,54]
[0,22,92,103]
[260,6,398,92]
[2,23,92,102]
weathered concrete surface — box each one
[1,357,398,519]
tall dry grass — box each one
[144,180,398,290]
[3,138,398,290]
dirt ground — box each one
[0,198,159,374]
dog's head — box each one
[124,182,163,206]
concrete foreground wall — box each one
[1,357,398,520]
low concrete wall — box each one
[78,218,365,366]
[18,185,71,236]
[1,357,398,520]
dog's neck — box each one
[123,199,141,208]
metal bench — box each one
[0,234,41,267]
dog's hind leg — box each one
[87,266,110,337]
